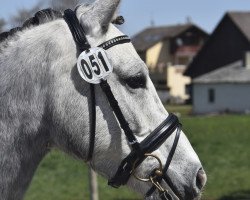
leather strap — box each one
[100,80,141,151]
[86,84,96,161]
[64,9,95,161]
[64,9,90,51]
[98,35,131,50]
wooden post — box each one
[88,166,99,200]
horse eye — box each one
[125,75,147,89]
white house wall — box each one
[193,83,250,114]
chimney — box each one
[244,51,250,69]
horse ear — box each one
[93,0,121,32]
[76,0,121,34]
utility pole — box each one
[88,166,99,200]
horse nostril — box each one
[196,168,207,190]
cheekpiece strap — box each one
[64,9,91,51]
[98,35,131,50]
[64,9,96,161]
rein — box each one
[64,9,181,200]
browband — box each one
[98,35,131,50]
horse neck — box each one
[0,20,76,200]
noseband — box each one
[64,9,181,199]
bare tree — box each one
[9,3,43,27]
[50,0,79,10]
[0,18,6,32]
[49,0,94,11]
[8,0,96,28]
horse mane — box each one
[0,8,63,44]
[0,7,124,45]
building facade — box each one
[132,23,208,102]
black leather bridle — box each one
[64,9,181,200]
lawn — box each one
[182,114,250,200]
[24,106,250,200]
[24,151,141,200]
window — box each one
[185,84,192,95]
[208,88,215,103]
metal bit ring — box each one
[132,153,163,182]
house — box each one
[183,11,250,113]
[192,54,250,114]
[132,23,208,102]
[185,12,250,78]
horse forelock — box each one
[0,8,63,46]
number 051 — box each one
[77,48,113,84]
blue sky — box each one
[0,0,250,36]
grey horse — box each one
[0,0,206,199]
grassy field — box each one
[24,106,250,200]
[24,150,141,200]
[182,115,250,200]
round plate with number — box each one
[77,47,113,84]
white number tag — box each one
[77,47,113,84]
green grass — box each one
[165,104,192,116]
[24,106,250,200]
[25,151,141,200]
[181,115,250,200]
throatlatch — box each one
[64,9,182,200]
